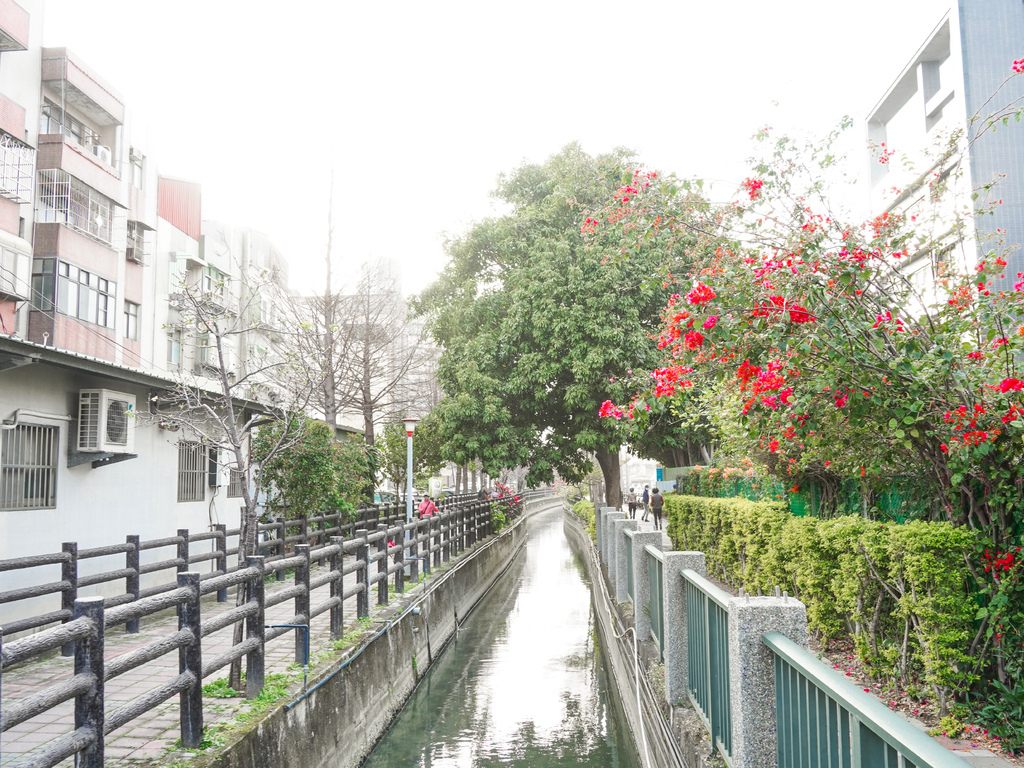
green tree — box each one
[252,416,367,519]
[414,143,707,508]
[378,413,446,503]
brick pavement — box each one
[1,552,410,767]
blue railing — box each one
[646,545,664,661]
[683,567,733,765]
[763,632,972,768]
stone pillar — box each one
[596,505,606,556]
[727,594,808,768]
[604,512,625,585]
[613,519,638,603]
[630,531,663,642]
[597,506,613,561]
[662,552,706,706]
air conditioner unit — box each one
[93,145,112,164]
[78,389,136,454]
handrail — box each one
[762,632,973,768]
[681,567,731,611]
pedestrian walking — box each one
[651,487,664,530]
[626,487,637,519]
[417,495,438,519]
[641,485,650,521]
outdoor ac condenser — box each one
[78,389,136,453]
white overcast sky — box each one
[41,0,949,295]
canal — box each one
[359,506,641,768]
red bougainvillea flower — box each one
[686,282,717,305]
[598,400,624,419]
[753,295,815,323]
[999,378,1024,393]
[741,177,764,201]
[1014,58,1024,74]
[702,315,719,330]
[683,330,704,350]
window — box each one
[126,221,146,264]
[55,261,116,328]
[37,169,114,244]
[31,259,116,328]
[129,148,144,189]
[40,99,99,146]
[177,441,206,502]
[0,132,35,204]
[0,245,31,299]
[1,424,58,510]
[124,301,139,341]
[227,468,244,498]
[167,329,182,367]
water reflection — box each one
[359,508,639,768]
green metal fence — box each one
[646,545,664,661]
[683,568,733,765]
[673,469,938,522]
[763,632,973,768]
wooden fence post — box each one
[214,524,228,602]
[295,544,311,664]
[376,524,388,606]
[356,529,369,619]
[177,572,203,748]
[125,535,140,632]
[61,542,78,657]
[74,596,105,768]
[245,556,265,699]
[329,536,344,640]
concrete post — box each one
[630,531,663,642]
[604,512,625,587]
[727,594,808,768]
[613,519,638,603]
[662,552,705,706]
[602,508,619,566]
[595,506,608,558]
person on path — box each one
[641,485,650,521]
[477,486,488,501]
[418,495,438,519]
[626,487,637,519]
[651,488,664,530]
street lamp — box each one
[403,417,419,527]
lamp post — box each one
[403,417,419,528]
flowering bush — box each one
[591,62,1024,720]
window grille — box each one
[177,441,205,502]
[126,221,147,264]
[227,468,244,498]
[1,424,58,510]
[0,133,35,204]
[37,168,113,244]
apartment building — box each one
[0,1,297,629]
[866,0,1024,293]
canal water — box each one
[359,506,641,768]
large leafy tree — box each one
[414,144,706,508]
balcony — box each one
[36,135,121,203]
[0,0,28,52]
[41,48,125,127]
[0,132,34,204]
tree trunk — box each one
[455,464,463,493]
[595,447,622,510]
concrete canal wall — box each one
[207,496,562,768]
[562,504,714,768]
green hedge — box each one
[572,499,596,543]
[665,494,978,710]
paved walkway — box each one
[1,552,412,766]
